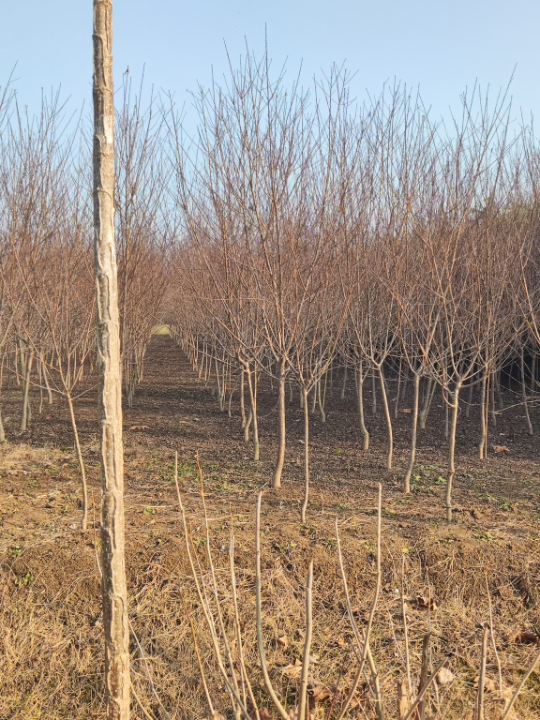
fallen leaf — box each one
[416,596,438,611]
[474,676,496,692]
[510,631,540,645]
[311,686,332,702]
[437,667,455,687]
[336,637,348,649]
[282,658,302,678]
[277,634,288,650]
[401,408,412,414]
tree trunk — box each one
[444,384,449,440]
[465,379,473,419]
[478,371,487,460]
[273,358,286,489]
[311,380,318,414]
[530,354,537,394]
[341,358,348,400]
[318,372,327,422]
[495,368,504,411]
[215,357,225,411]
[243,361,259,460]
[403,372,420,493]
[93,2,130,717]
[240,368,246,428]
[394,359,402,418]
[520,347,533,436]
[301,386,310,523]
[20,350,34,432]
[0,355,6,443]
[445,380,462,523]
[419,376,435,429]
[38,358,44,414]
[489,371,497,427]
[356,365,369,451]
[378,363,393,470]
[401,365,409,401]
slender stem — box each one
[255,493,290,720]
[334,485,383,720]
[401,556,412,696]
[485,572,503,693]
[67,394,88,531]
[501,646,540,719]
[298,561,314,720]
[477,627,488,720]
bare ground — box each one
[1,336,540,719]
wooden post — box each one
[93,2,130,717]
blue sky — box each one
[2,0,538,129]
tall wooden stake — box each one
[93,1,130,718]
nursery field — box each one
[1,335,540,719]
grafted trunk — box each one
[93,2,130,717]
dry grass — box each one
[2,469,540,719]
